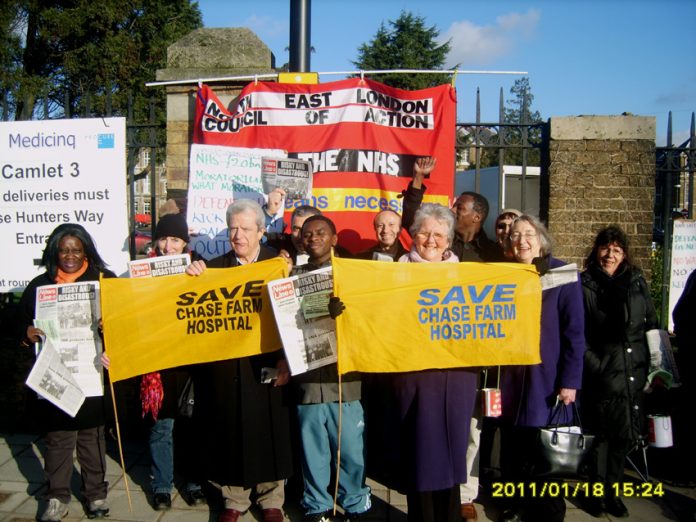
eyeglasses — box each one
[599,246,624,256]
[415,231,448,242]
[496,224,508,230]
[510,232,538,242]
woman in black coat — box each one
[581,225,657,518]
[18,223,115,521]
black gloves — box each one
[328,296,345,319]
[532,256,550,275]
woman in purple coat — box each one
[498,215,585,522]
[371,203,478,522]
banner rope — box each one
[146,68,527,87]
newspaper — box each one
[645,329,681,388]
[261,157,313,200]
[128,253,190,278]
[267,266,337,375]
[25,337,85,417]
[32,282,104,398]
[540,263,579,290]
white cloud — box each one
[440,9,540,68]
[242,15,287,42]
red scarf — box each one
[141,372,163,420]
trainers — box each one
[40,498,69,522]
[86,498,110,519]
[304,511,335,522]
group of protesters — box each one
[17,155,689,522]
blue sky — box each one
[197,0,696,145]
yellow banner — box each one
[310,187,448,213]
[101,258,288,382]
[332,258,542,374]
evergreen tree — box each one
[480,77,544,167]
[1,0,202,121]
[353,11,451,90]
[504,77,542,125]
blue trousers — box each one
[149,418,203,494]
[297,401,371,515]
[150,418,175,494]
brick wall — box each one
[547,116,656,277]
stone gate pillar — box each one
[155,28,276,207]
[546,115,656,276]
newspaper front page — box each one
[267,267,336,375]
[31,282,104,401]
[25,338,85,417]
[128,253,190,278]
[261,157,313,200]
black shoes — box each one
[187,488,206,506]
[604,496,629,518]
[582,496,606,518]
[153,492,172,511]
[498,509,524,522]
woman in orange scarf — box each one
[19,223,115,522]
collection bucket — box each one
[647,414,673,448]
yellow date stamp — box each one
[491,481,665,498]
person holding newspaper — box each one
[18,223,115,522]
[290,214,371,522]
[132,213,206,510]
[184,199,292,522]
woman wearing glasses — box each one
[376,203,479,522]
[498,215,585,522]
[580,225,657,518]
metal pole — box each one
[689,113,695,219]
[149,97,157,231]
[497,88,505,209]
[289,0,311,72]
[474,88,481,192]
[660,112,674,329]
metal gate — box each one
[3,90,165,260]
[455,87,548,219]
[654,112,696,325]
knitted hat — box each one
[154,213,189,242]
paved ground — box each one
[0,432,695,521]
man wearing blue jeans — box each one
[291,215,371,522]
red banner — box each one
[193,78,456,253]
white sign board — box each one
[186,144,284,260]
[0,118,129,291]
[668,219,696,331]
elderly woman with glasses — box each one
[579,225,657,518]
[369,203,478,522]
[498,215,585,522]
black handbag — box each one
[177,377,194,418]
[530,400,595,479]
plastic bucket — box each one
[481,388,502,417]
[647,414,673,448]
